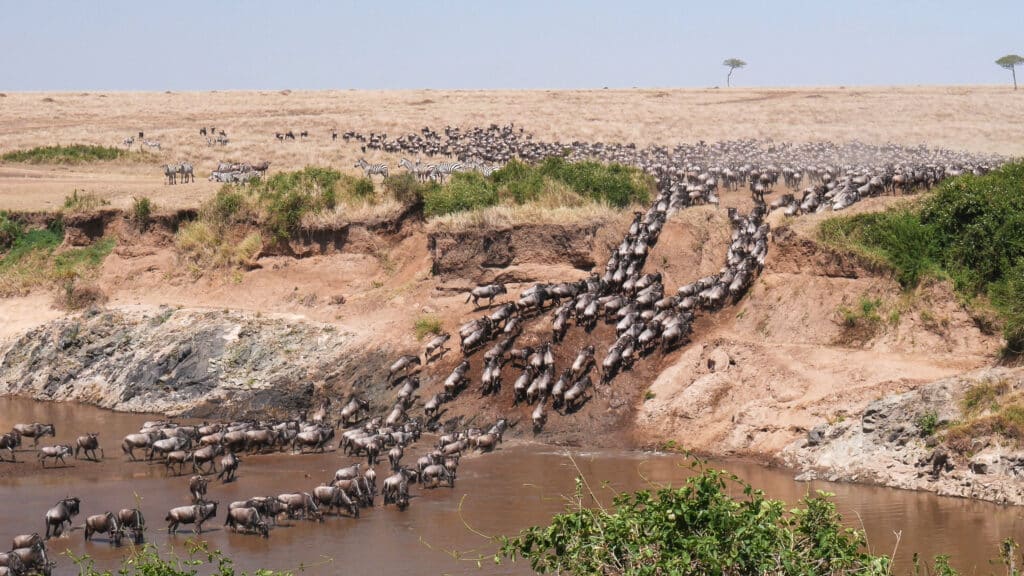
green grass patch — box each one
[423,158,654,218]
[1,144,126,164]
[819,162,1024,353]
[962,379,1010,414]
[0,211,24,251]
[413,315,443,340]
[0,219,115,297]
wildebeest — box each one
[74,433,103,461]
[312,485,360,518]
[224,507,270,537]
[117,508,146,544]
[217,452,241,482]
[13,423,54,447]
[84,512,122,546]
[388,354,421,382]
[166,501,218,535]
[424,332,451,361]
[188,475,208,503]
[44,497,80,539]
[37,445,72,468]
[0,432,21,462]
[277,493,322,522]
[465,283,507,308]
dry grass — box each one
[300,197,404,227]
[1,87,1022,212]
[426,202,622,232]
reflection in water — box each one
[1,397,1022,575]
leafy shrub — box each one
[0,211,24,251]
[384,173,434,205]
[350,177,376,201]
[989,259,1024,353]
[424,172,499,217]
[498,463,893,575]
[131,196,154,232]
[820,162,1024,354]
[70,541,291,576]
[916,410,939,436]
[1,144,124,164]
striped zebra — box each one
[355,158,389,179]
[123,137,135,151]
[467,160,497,177]
[177,162,195,183]
[431,161,463,183]
[142,139,161,151]
[398,158,429,181]
[162,163,179,185]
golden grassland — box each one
[0,86,1022,212]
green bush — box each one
[131,196,154,232]
[384,173,434,205]
[70,541,291,576]
[990,259,1024,353]
[424,172,499,217]
[1,144,125,164]
[820,162,1024,354]
[208,186,247,227]
[499,463,892,575]
[0,211,24,251]
[350,177,376,201]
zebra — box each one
[355,158,389,179]
[123,137,135,151]
[142,139,161,151]
[432,161,464,183]
[163,163,179,185]
[467,161,497,177]
[398,158,428,181]
[177,162,194,183]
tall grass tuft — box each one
[63,190,110,213]
[1,144,125,164]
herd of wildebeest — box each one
[3,123,1006,575]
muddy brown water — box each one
[1,397,1023,575]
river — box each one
[1,397,1022,575]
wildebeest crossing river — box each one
[1,397,1022,575]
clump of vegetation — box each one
[963,379,1010,414]
[62,190,110,213]
[0,211,24,251]
[0,219,115,297]
[497,460,978,575]
[916,410,940,436]
[1,144,125,164]
[423,158,654,218]
[69,541,292,576]
[413,315,443,340]
[820,162,1024,354]
[384,172,436,205]
[55,276,107,310]
[131,196,154,232]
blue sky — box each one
[1,0,1021,90]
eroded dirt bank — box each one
[0,197,1018,502]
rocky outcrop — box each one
[0,307,396,418]
[782,367,1024,505]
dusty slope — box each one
[635,219,1000,458]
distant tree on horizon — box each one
[996,54,1024,90]
[723,58,746,88]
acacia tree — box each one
[723,58,746,87]
[996,54,1024,90]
